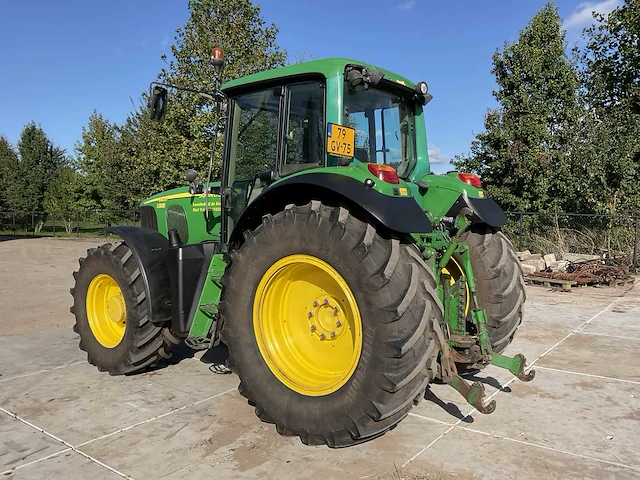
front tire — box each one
[220,201,444,447]
[70,242,177,375]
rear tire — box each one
[459,227,526,353]
[219,201,444,447]
[70,242,177,375]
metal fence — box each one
[0,210,140,238]
[503,212,639,270]
[1,209,638,269]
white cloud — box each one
[398,1,416,10]
[564,0,621,31]
[428,145,451,164]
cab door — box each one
[221,79,326,244]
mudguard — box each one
[105,226,173,326]
[229,173,433,245]
[446,194,507,227]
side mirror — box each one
[148,86,168,122]
[185,169,199,183]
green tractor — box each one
[70,49,533,447]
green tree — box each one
[43,164,89,233]
[6,123,66,231]
[454,2,583,213]
[75,111,130,212]
[575,0,640,214]
[124,0,287,202]
[0,136,18,212]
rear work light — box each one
[457,172,482,188]
[367,163,399,184]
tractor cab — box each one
[215,58,434,241]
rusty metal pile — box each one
[528,259,630,287]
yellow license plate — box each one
[327,123,355,158]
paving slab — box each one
[578,298,640,339]
[141,345,239,399]
[410,292,617,425]
[538,333,640,383]
[0,327,84,380]
[4,450,124,479]
[512,301,615,357]
[81,391,452,480]
[407,425,639,480]
[0,412,65,472]
[0,360,237,445]
[458,367,640,467]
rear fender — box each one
[229,173,433,246]
[105,226,173,326]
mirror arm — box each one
[149,81,226,103]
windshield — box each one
[343,86,417,178]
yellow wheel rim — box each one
[253,254,363,396]
[442,258,470,316]
[86,274,127,348]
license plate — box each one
[327,123,355,158]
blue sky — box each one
[0,0,622,173]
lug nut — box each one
[323,298,329,305]
[313,300,319,307]
[310,324,317,332]
[333,306,340,314]
[330,331,337,338]
[336,320,343,327]
[319,333,326,340]
[308,311,314,318]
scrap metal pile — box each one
[531,259,630,287]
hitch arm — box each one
[491,352,535,382]
[449,374,496,414]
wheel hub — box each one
[308,297,346,341]
[106,295,126,323]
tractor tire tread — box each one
[219,201,443,448]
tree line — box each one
[1,0,638,234]
[454,1,640,216]
[0,0,286,233]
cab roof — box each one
[220,57,417,94]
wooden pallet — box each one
[524,276,576,291]
[525,275,635,291]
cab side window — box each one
[281,81,324,176]
[226,88,281,224]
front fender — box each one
[446,195,507,227]
[105,226,173,326]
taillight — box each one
[457,172,482,188]
[367,163,399,184]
